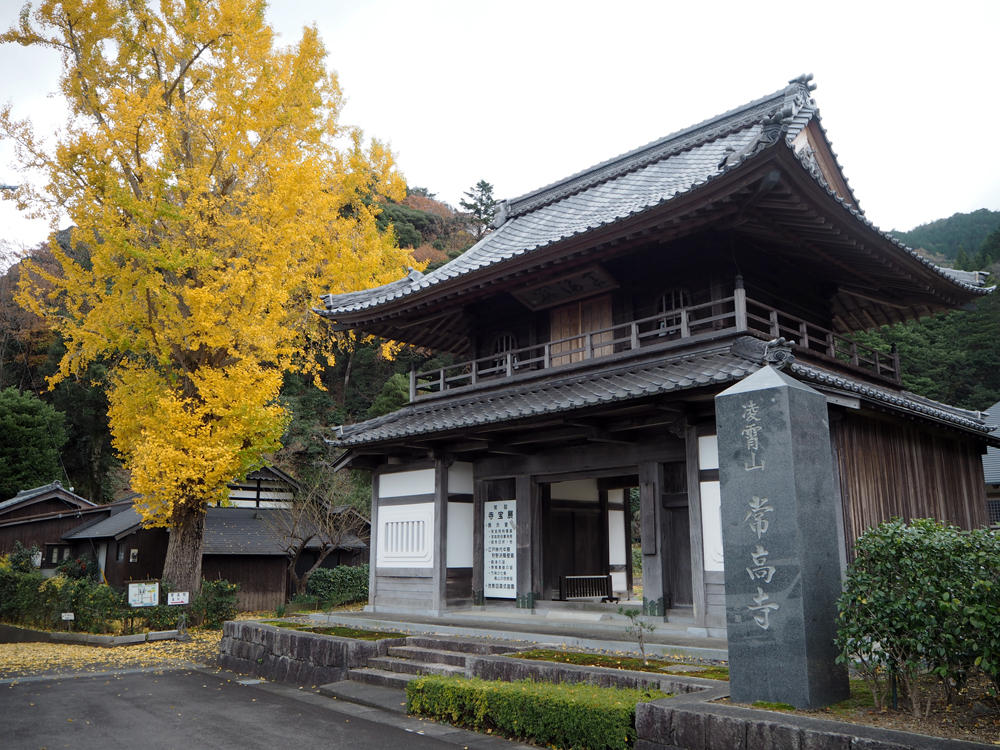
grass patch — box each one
[752,700,796,711]
[512,649,729,681]
[258,620,399,641]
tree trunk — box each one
[162,505,206,594]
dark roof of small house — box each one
[63,506,144,540]
[983,401,1000,483]
[319,76,989,326]
[330,340,996,449]
[0,481,95,515]
[64,505,368,554]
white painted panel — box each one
[448,462,474,494]
[447,502,474,568]
[698,435,719,470]
[379,469,436,498]
[610,571,627,593]
[700,480,724,571]
[376,502,434,568]
[608,488,624,504]
[550,479,599,502]
[608,510,626,565]
[484,500,516,599]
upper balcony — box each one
[409,283,900,402]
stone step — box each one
[366,656,466,678]
[387,645,469,667]
[404,635,521,656]
[347,667,419,690]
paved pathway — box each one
[1,666,526,750]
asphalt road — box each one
[0,668,473,750]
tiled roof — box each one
[331,344,997,448]
[332,349,761,446]
[64,506,367,554]
[64,507,143,540]
[983,401,1000,483]
[320,77,988,321]
[0,481,94,513]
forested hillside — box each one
[892,208,1000,265]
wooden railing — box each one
[409,287,900,401]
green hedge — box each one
[0,558,237,633]
[406,675,666,750]
[307,564,369,605]
[836,518,1000,717]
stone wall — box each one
[635,687,987,750]
[467,654,717,696]
[218,620,406,685]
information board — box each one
[167,592,189,606]
[128,582,159,607]
[484,500,516,599]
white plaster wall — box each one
[700,480,724,572]
[379,469,435,498]
[448,462,474,494]
[447,502,474,567]
[608,509,626,565]
[698,435,719,470]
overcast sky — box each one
[2,0,998,263]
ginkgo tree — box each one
[1,0,417,593]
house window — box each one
[988,498,1000,526]
[656,288,691,338]
[549,294,613,366]
[47,545,70,565]
[116,543,125,562]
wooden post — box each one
[515,476,541,609]
[638,462,665,617]
[544,343,551,369]
[472,479,485,606]
[850,342,859,366]
[826,332,836,358]
[471,359,478,385]
[680,309,690,338]
[585,332,593,360]
[506,352,513,378]
[769,309,779,337]
[409,366,416,402]
[892,343,901,382]
[734,275,747,332]
[439,368,446,393]
[799,321,809,349]
[685,426,707,629]
[433,460,449,614]
[368,473,380,608]
[630,321,639,351]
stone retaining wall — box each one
[635,687,989,750]
[467,654,718,696]
[0,623,179,647]
[218,620,406,685]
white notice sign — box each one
[61,612,74,621]
[167,592,189,606]
[128,582,160,607]
[484,500,516,599]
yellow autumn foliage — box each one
[1,0,417,574]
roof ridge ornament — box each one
[785,73,817,112]
[731,336,796,369]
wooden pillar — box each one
[367,473,379,609]
[638,462,665,617]
[472,479,486,606]
[433,460,449,614]
[685,426,707,628]
[515,475,541,609]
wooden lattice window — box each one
[656,288,691,337]
[491,333,519,372]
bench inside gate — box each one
[559,574,619,603]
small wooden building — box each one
[318,75,996,633]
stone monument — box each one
[715,365,849,708]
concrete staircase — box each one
[347,635,522,690]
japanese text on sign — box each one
[484,501,516,599]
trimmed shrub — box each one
[192,579,239,628]
[836,518,1000,716]
[406,675,666,750]
[307,564,369,605]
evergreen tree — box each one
[0,388,68,499]
[460,180,498,241]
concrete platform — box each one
[307,608,728,662]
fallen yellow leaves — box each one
[0,630,222,678]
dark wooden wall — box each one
[101,529,168,588]
[833,409,988,552]
[0,509,113,556]
[203,554,287,612]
